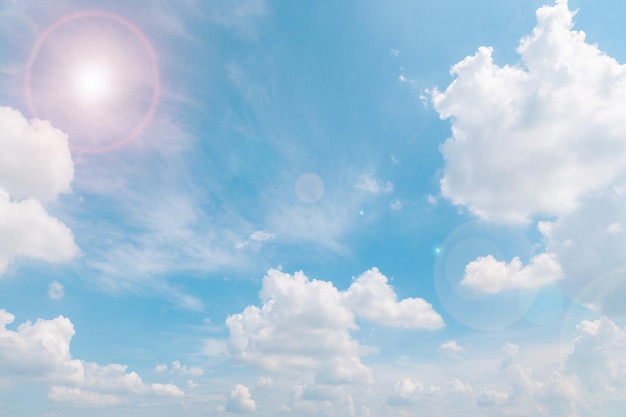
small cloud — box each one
[226,384,256,412]
[155,364,168,373]
[390,200,402,211]
[48,280,64,300]
[426,194,438,206]
[235,230,275,249]
[439,340,464,353]
[390,154,399,164]
[256,376,273,389]
[355,175,393,194]
[607,222,622,234]
[202,339,229,358]
[151,383,184,398]
[390,49,400,57]
[187,379,199,389]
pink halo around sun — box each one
[24,10,161,154]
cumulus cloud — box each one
[343,268,444,329]
[226,269,373,385]
[48,386,126,407]
[461,253,562,294]
[0,309,83,383]
[432,1,626,224]
[226,384,256,412]
[0,107,78,275]
[226,268,443,385]
[48,280,65,300]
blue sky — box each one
[2,0,626,415]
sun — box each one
[73,62,114,103]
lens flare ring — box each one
[24,10,161,154]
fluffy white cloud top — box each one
[0,106,73,201]
[343,268,444,329]
[226,268,443,385]
[461,253,562,294]
[226,269,373,385]
[226,384,256,412]
[433,0,626,224]
[0,107,78,275]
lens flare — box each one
[24,10,160,153]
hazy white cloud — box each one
[343,268,444,329]
[48,386,126,407]
[461,253,562,294]
[205,0,268,39]
[256,376,273,389]
[151,383,184,398]
[170,360,204,377]
[48,280,65,300]
[235,230,275,249]
[387,378,440,406]
[226,384,256,412]
[355,175,393,194]
[433,1,626,224]
[83,362,145,393]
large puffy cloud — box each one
[0,309,182,409]
[432,0,626,224]
[343,268,444,329]
[0,309,83,383]
[226,268,443,385]
[0,107,78,275]
[226,269,373,385]
[461,253,562,294]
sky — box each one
[1,0,626,415]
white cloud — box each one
[82,362,145,393]
[476,387,509,407]
[0,106,73,201]
[343,268,444,329]
[439,341,464,353]
[461,253,562,294]
[170,360,204,377]
[256,376,273,389]
[235,230,275,249]
[226,384,256,412]
[0,107,78,275]
[155,364,168,373]
[449,378,473,395]
[48,386,126,407]
[202,339,229,358]
[389,199,402,211]
[387,378,440,406]
[48,280,65,300]
[227,268,443,385]
[151,383,184,398]
[432,1,626,224]
[0,309,83,383]
[0,193,78,276]
[226,269,373,385]
[355,175,393,194]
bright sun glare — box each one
[74,63,113,102]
